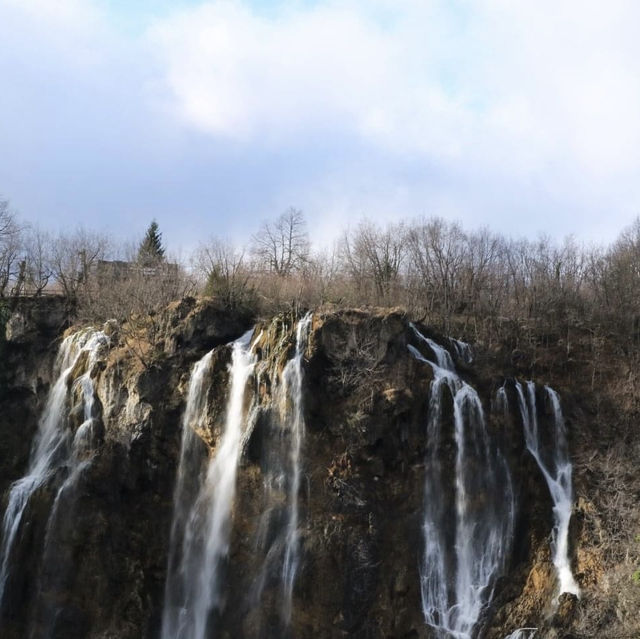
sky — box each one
[2,0,640,253]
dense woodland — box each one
[2,196,640,353]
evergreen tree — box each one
[138,220,165,266]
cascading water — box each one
[410,325,515,639]
[503,629,537,639]
[514,381,580,599]
[0,328,109,610]
[161,329,256,639]
[449,337,473,366]
[251,312,313,628]
[161,349,214,639]
[280,312,312,622]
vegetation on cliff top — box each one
[3,195,640,364]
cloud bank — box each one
[2,0,640,248]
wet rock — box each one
[0,303,633,639]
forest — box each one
[3,198,640,351]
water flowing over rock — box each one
[0,327,109,627]
[161,313,312,638]
[409,325,515,639]
[249,313,312,633]
[0,302,619,639]
[514,381,580,600]
[279,312,312,622]
[162,330,256,639]
[503,629,537,639]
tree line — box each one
[194,206,640,349]
[3,197,640,348]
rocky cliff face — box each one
[0,299,638,639]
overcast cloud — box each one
[1,0,640,250]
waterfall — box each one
[504,629,537,639]
[161,350,214,639]
[280,312,312,623]
[251,312,313,628]
[0,328,109,609]
[449,338,473,365]
[410,325,515,639]
[514,381,580,599]
[161,329,256,639]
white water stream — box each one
[410,325,515,639]
[0,328,108,608]
[503,629,537,639]
[161,329,256,639]
[515,381,580,599]
[280,312,312,622]
[249,312,313,630]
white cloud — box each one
[0,0,112,68]
[147,0,640,180]
[2,0,640,245]
[147,1,396,141]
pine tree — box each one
[138,220,165,266]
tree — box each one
[0,199,23,296]
[50,228,111,298]
[138,220,165,267]
[193,237,253,308]
[23,225,52,295]
[406,217,468,327]
[341,220,406,305]
[251,207,310,276]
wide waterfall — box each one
[514,381,580,599]
[0,328,109,612]
[410,325,515,639]
[161,329,256,639]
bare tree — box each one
[50,228,111,298]
[0,199,23,296]
[193,237,252,308]
[251,207,310,276]
[590,217,640,340]
[23,225,52,295]
[305,244,343,306]
[453,228,509,338]
[341,220,406,305]
[406,217,468,327]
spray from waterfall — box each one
[0,328,109,609]
[514,381,580,599]
[410,325,515,639]
[161,329,256,639]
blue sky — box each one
[2,0,640,253]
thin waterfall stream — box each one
[503,629,538,639]
[409,325,515,639]
[250,312,313,630]
[514,381,580,599]
[0,328,109,611]
[161,329,256,639]
[280,312,312,622]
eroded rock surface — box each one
[0,300,638,638]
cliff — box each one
[0,298,638,639]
